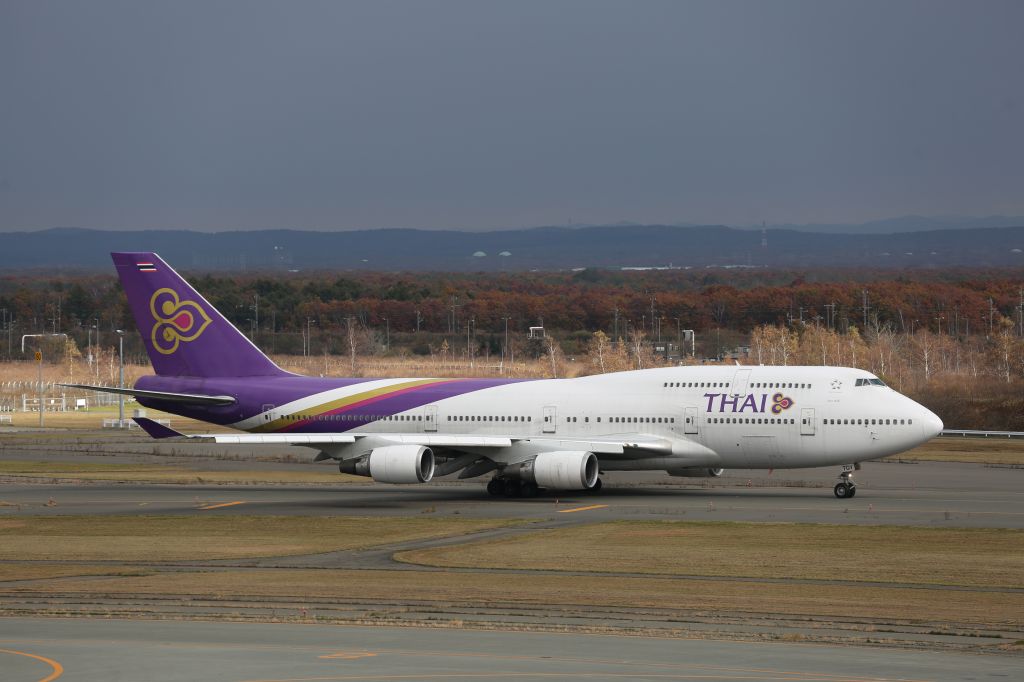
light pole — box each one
[21,333,68,426]
[252,294,259,343]
[305,318,316,359]
[502,316,511,369]
[93,319,100,381]
[116,330,125,425]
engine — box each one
[338,445,435,484]
[668,467,724,478]
[512,451,599,490]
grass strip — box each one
[0,515,520,562]
[6,567,1021,627]
[396,520,1024,589]
[886,438,1024,465]
[0,564,152,582]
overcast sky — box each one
[2,1,1022,232]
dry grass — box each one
[0,460,361,485]
[8,567,1021,626]
[0,408,212,432]
[396,521,1024,589]
[0,563,151,582]
[0,516,520,562]
[887,437,1024,465]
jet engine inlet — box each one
[339,444,434,484]
[510,451,599,490]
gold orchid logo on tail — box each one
[150,288,212,354]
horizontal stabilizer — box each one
[133,417,186,439]
[60,383,235,406]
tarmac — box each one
[2,616,1022,682]
[1,433,1022,680]
[0,458,1022,528]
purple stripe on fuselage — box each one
[133,374,530,428]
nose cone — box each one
[920,408,943,440]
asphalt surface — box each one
[1,459,1022,528]
[2,617,1021,682]
[1,433,1022,675]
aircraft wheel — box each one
[502,478,520,497]
[520,481,539,498]
[847,485,857,498]
[833,482,851,499]
[486,478,503,496]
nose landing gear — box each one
[833,464,857,498]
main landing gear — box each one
[833,464,858,499]
[487,477,539,498]
[486,476,604,498]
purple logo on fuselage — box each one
[703,392,795,414]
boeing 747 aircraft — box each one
[67,252,943,499]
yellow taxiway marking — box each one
[557,504,608,514]
[318,652,378,660]
[198,501,246,510]
[0,647,64,682]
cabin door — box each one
[800,408,816,436]
[542,405,557,434]
[424,404,438,432]
[683,406,699,435]
[731,369,751,396]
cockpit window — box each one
[855,378,888,387]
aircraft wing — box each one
[133,418,714,473]
[132,418,509,447]
[135,418,676,453]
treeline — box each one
[2,267,1022,357]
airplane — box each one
[65,252,943,500]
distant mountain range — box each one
[2,224,1023,271]
[754,214,1024,234]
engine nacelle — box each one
[513,451,599,490]
[668,467,724,478]
[339,445,434,484]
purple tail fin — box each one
[112,252,288,377]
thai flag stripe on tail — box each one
[137,262,157,272]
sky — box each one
[1,0,1023,232]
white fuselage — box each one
[234,365,942,472]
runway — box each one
[1,459,1022,528]
[2,617,1021,682]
